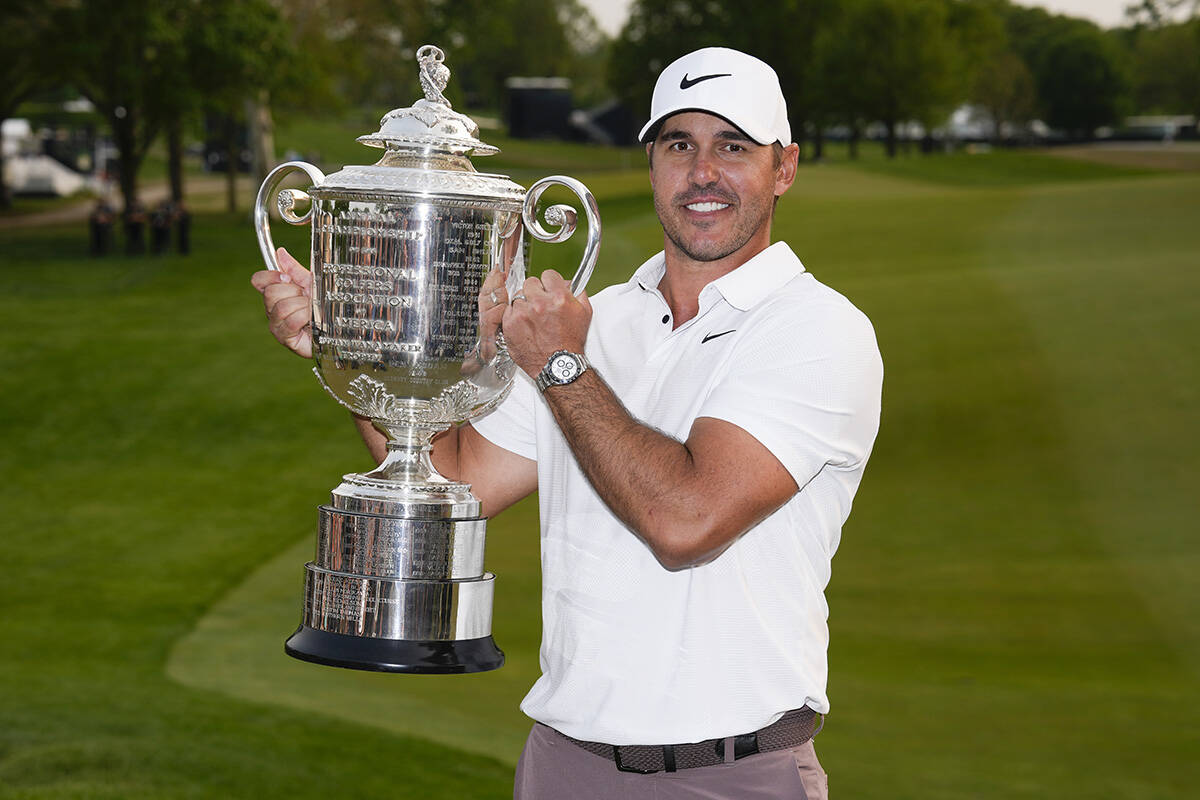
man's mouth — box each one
[684,201,730,212]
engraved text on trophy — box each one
[310,198,514,413]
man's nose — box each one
[689,151,719,186]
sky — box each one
[579,0,1139,37]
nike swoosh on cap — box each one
[701,330,736,343]
[680,72,732,90]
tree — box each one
[53,0,184,214]
[1129,13,1200,118]
[0,1,67,209]
[281,0,607,113]
[52,0,293,214]
[997,2,1132,137]
[1038,27,1130,137]
[182,0,292,211]
[273,0,430,113]
[973,50,1038,141]
[425,0,603,110]
[1125,0,1200,27]
[832,0,960,157]
[812,1,873,158]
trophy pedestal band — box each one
[317,505,486,578]
[285,625,504,674]
[302,564,497,641]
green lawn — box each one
[1,144,1197,798]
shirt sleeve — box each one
[697,296,883,489]
[469,369,540,461]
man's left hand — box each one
[502,269,592,377]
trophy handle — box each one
[254,160,327,271]
[522,176,601,296]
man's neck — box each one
[659,237,771,327]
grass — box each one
[1,139,1197,798]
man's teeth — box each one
[685,202,729,212]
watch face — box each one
[550,354,579,382]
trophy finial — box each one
[357,43,497,156]
[417,45,451,106]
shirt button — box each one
[662,315,670,324]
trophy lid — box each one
[312,44,524,204]
[356,45,498,158]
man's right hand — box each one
[251,247,313,358]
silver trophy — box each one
[253,45,599,673]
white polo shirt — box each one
[472,242,883,745]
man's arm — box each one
[501,271,798,570]
[542,374,797,570]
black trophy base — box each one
[284,625,505,674]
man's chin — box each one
[664,230,747,264]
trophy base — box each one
[285,625,505,674]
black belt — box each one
[561,707,821,774]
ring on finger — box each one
[512,293,527,303]
[489,289,500,305]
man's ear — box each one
[775,143,800,196]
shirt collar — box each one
[622,242,805,308]
[624,252,667,295]
[706,242,805,310]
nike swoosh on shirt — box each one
[701,330,736,343]
[679,72,732,90]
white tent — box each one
[6,154,89,196]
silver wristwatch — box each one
[536,350,590,393]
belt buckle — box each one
[732,733,759,761]
[613,745,661,774]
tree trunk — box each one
[224,115,237,213]
[0,109,12,209]
[885,120,898,158]
[167,117,185,203]
[792,112,805,162]
[849,125,860,160]
[245,89,275,183]
[812,124,824,162]
[112,111,140,213]
[0,149,10,210]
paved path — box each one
[0,177,227,230]
[1044,141,1200,172]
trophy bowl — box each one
[252,44,600,673]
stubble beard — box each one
[654,187,775,264]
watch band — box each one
[536,350,590,393]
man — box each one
[254,47,882,800]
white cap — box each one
[638,47,791,146]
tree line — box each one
[1,0,607,213]
[3,0,1197,212]
[612,0,1199,158]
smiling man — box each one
[254,46,882,800]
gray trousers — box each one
[514,722,829,800]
